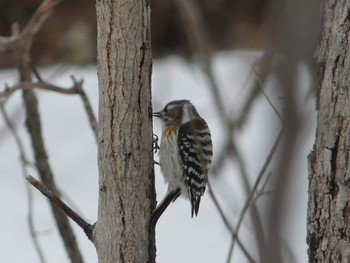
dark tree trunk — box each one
[307,1,350,262]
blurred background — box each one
[0,0,319,262]
[0,0,270,67]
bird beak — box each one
[153,111,161,118]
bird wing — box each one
[178,118,212,217]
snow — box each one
[0,51,315,262]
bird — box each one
[151,99,213,224]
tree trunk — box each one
[93,0,155,262]
[307,1,350,262]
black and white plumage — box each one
[152,100,213,219]
[178,118,212,216]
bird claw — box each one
[153,134,160,154]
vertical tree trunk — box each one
[307,1,350,262]
[94,0,155,262]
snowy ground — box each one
[0,51,315,263]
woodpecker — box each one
[152,100,213,221]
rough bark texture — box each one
[307,1,350,262]
[94,1,155,262]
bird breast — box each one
[159,126,188,197]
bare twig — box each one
[226,128,283,263]
[251,65,283,123]
[0,103,46,263]
[207,179,256,263]
[0,0,85,262]
[172,0,228,124]
[0,80,80,99]
[251,189,272,205]
[235,51,275,128]
[71,76,98,142]
[226,63,284,262]
[254,173,272,202]
[1,0,96,262]
[0,74,98,142]
[27,176,94,240]
[1,0,62,55]
[229,139,266,258]
[210,51,277,175]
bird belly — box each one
[159,130,188,198]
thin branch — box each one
[256,173,272,198]
[251,65,283,123]
[172,0,228,125]
[27,175,94,241]
[0,0,62,54]
[235,50,275,128]
[21,0,61,39]
[35,69,97,141]
[210,51,277,175]
[226,62,284,262]
[251,189,272,205]
[226,128,283,263]
[2,0,85,261]
[229,138,267,257]
[207,180,256,263]
[0,80,80,99]
[30,61,44,81]
[71,76,98,142]
[0,75,98,142]
[0,102,46,263]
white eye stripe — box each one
[182,103,192,124]
[165,103,178,111]
[165,100,191,111]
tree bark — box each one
[307,1,350,262]
[94,1,155,262]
